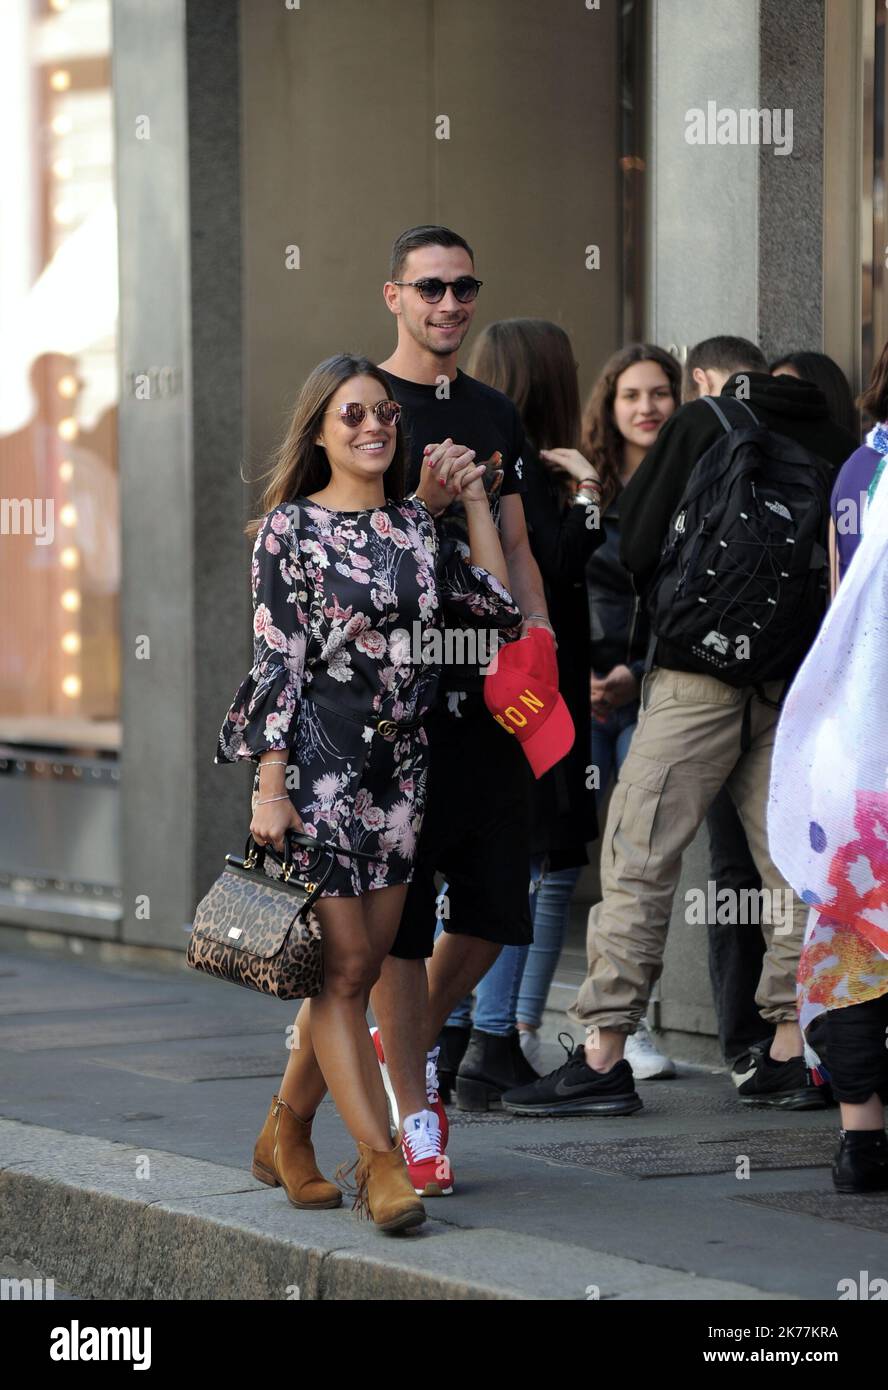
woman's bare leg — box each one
[363,885,409,980]
[277,885,407,1122]
[291,895,390,1149]
[278,999,327,1117]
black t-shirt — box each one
[383,368,528,697]
[383,367,527,499]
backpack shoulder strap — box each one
[701,394,760,433]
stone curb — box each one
[0,1120,789,1301]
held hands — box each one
[415,439,498,515]
[589,664,639,720]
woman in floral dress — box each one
[215,354,520,1230]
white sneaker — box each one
[624,1021,676,1079]
[371,1028,447,1137]
[518,1029,544,1074]
[401,1108,454,1197]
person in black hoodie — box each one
[642,341,860,1068]
[502,336,859,1120]
[619,340,857,590]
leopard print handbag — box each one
[186,831,336,1000]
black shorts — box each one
[391,696,533,959]
[806,992,888,1105]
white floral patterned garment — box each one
[215,496,521,894]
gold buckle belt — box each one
[306,693,421,738]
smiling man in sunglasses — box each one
[368,225,551,1196]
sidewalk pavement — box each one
[2,940,888,1301]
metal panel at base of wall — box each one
[0,895,121,940]
[0,752,121,937]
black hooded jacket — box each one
[619,371,858,596]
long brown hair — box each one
[467,318,581,504]
[245,354,407,538]
[859,337,888,425]
[581,344,682,508]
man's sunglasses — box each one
[324,400,402,428]
[392,276,483,304]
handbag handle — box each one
[241,827,382,878]
[243,829,327,881]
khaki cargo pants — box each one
[569,667,806,1035]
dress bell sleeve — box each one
[215,507,310,763]
[435,532,523,632]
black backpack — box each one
[646,396,832,690]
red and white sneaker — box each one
[370,1026,400,1130]
[401,1109,454,1197]
[425,1045,450,1150]
[370,1029,450,1153]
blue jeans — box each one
[441,859,583,1036]
[589,697,638,809]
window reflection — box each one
[0,0,118,745]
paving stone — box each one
[510,1128,837,1179]
[0,1007,282,1052]
[735,1189,888,1235]
[83,1045,286,1083]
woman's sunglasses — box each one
[392,276,483,304]
[324,400,402,428]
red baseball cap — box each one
[483,627,575,778]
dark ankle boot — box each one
[455,1028,540,1111]
[833,1129,888,1194]
[436,1025,471,1103]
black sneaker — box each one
[501,1033,643,1117]
[731,1041,826,1110]
[833,1129,888,1194]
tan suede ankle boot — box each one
[252,1094,342,1209]
[348,1134,426,1233]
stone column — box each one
[115,0,248,948]
[646,0,829,1060]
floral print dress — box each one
[215,495,521,894]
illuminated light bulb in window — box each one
[62,675,82,699]
[52,157,74,180]
[60,503,77,527]
[61,631,81,654]
[51,113,72,136]
[53,203,76,226]
[59,460,74,482]
[58,417,78,440]
[50,70,71,92]
[61,589,81,612]
[61,547,79,570]
[57,375,78,398]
